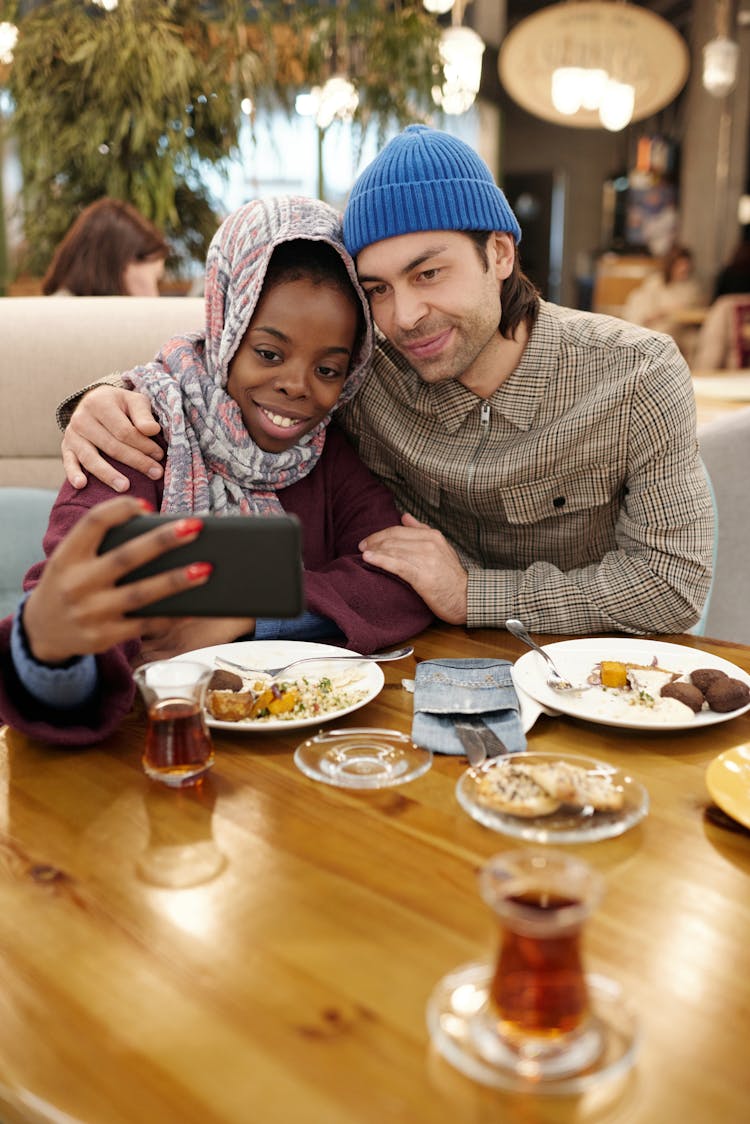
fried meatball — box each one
[690,668,727,694]
[661,681,705,713]
[208,669,244,692]
[705,677,750,713]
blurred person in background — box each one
[712,234,750,300]
[622,245,704,350]
[693,233,750,369]
[42,198,169,297]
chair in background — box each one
[0,488,57,619]
[696,409,750,644]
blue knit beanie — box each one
[343,124,521,257]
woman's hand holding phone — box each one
[22,498,211,665]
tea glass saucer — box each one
[426,960,638,1094]
[293,727,432,789]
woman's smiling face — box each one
[227,276,359,453]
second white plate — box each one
[512,638,750,731]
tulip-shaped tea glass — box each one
[134,660,214,787]
[473,849,605,1078]
[427,846,638,1092]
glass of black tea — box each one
[472,849,605,1078]
[134,660,215,787]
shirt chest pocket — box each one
[498,465,618,526]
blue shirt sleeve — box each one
[11,596,98,710]
[253,611,344,643]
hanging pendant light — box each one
[0,21,18,65]
[431,3,486,117]
[422,0,455,13]
[702,0,739,97]
[499,2,689,131]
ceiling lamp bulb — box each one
[422,0,455,13]
[551,68,584,115]
[432,80,477,115]
[439,26,485,96]
[599,79,635,131]
[702,36,739,97]
[0,20,18,65]
[580,68,609,111]
[314,76,359,130]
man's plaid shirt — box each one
[340,301,713,635]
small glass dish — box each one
[293,727,432,789]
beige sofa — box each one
[0,296,204,488]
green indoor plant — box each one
[4,0,444,279]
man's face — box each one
[356,230,515,394]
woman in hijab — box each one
[0,197,431,745]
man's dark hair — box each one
[465,230,540,338]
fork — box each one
[216,645,414,681]
[505,619,590,693]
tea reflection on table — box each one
[136,779,226,889]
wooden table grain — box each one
[1,625,749,1124]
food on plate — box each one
[208,668,244,692]
[523,760,625,812]
[205,658,368,723]
[475,759,624,818]
[704,676,750,713]
[599,661,629,688]
[475,766,561,818]
[207,689,257,722]
[690,668,727,693]
[583,655,749,723]
[660,681,704,713]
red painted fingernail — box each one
[174,517,204,538]
[137,498,155,512]
[186,562,213,582]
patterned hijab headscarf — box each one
[125,196,374,515]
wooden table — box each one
[1,625,749,1124]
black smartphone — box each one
[98,513,303,618]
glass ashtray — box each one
[293,727,432,790]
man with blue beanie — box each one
[60,125,713,636]
[340,125,712,635]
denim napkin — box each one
[410,658,526,756]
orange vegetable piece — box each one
[268,688,300,714]
[600,661,628,688]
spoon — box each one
[216,645,414,681]
[505,619,588,693]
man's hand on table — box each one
[359,513,468,625]
[62,386,165,492]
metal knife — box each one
[454,719,509,767]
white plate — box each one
[170,640,384,732]
[512,638,750,731]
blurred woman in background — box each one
[42,197,169,297]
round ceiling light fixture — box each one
[498,1,690,131]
